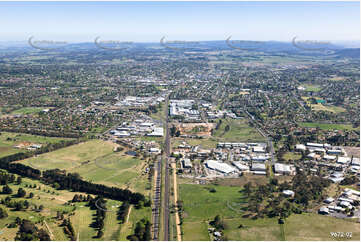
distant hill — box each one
[334,48,360,59]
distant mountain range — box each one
[0,40,359,59]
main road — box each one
[163,95,171,241]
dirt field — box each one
[177,123,215,137]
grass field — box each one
[20,139,150,194]
[172,119,265,150]
[179,183,360,241]
[301,96,346,113]
[10,107,48,115]
[283,152,302,161]
[299,122,358,131]
[19,140,116,170]
[212,119,264,142]
[284,213,360,241]
[304,84,322,92]
[0,132,71,158]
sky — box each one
[0,1,359,43]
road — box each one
[152,156,161,240]
[244,109,276,165]
[163,95,171,241]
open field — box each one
[19,140,116,170]
[19,139,150,194]
[172,119,265,150]
[299,122,358,131]
[179,183,284,240]
[304,84,322,92]
[212,119,264,142]
[10,107,48,115]
[179,182,360,240]
[284,213,360,241]
[301,97,346,113]
[283,152,302,161]
[0,132,71,158]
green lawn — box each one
[283,152,302,161]
[304,84,322,92]
[299,122,358,131]
[19,139,150,194]
[179,184,285,240]
[212,119,265,142]
[10,107,48,115]
[19,140,116,170]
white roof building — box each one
[282,190,295,197]
[295,144,306,151]
[182,159,192,168]
[147,127,164,137]
[306,142,324,148]
[232,161,250,171]
[337,156,351,164]
[274,163,292,175]
[205,160,236,174]
[323,155,336,160]
[251,163,266,171]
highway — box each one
[163,96,171,241]
[152,155,161,240]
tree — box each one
[17,188,26,197]
[38,229,51,241]
[16,176,22,184]
[2,185,12,194]
[29,192,34,198]
[0,206,8,219]
[244,182,253,196]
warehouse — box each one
[274,163,293,175]
[205,160,236,174]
